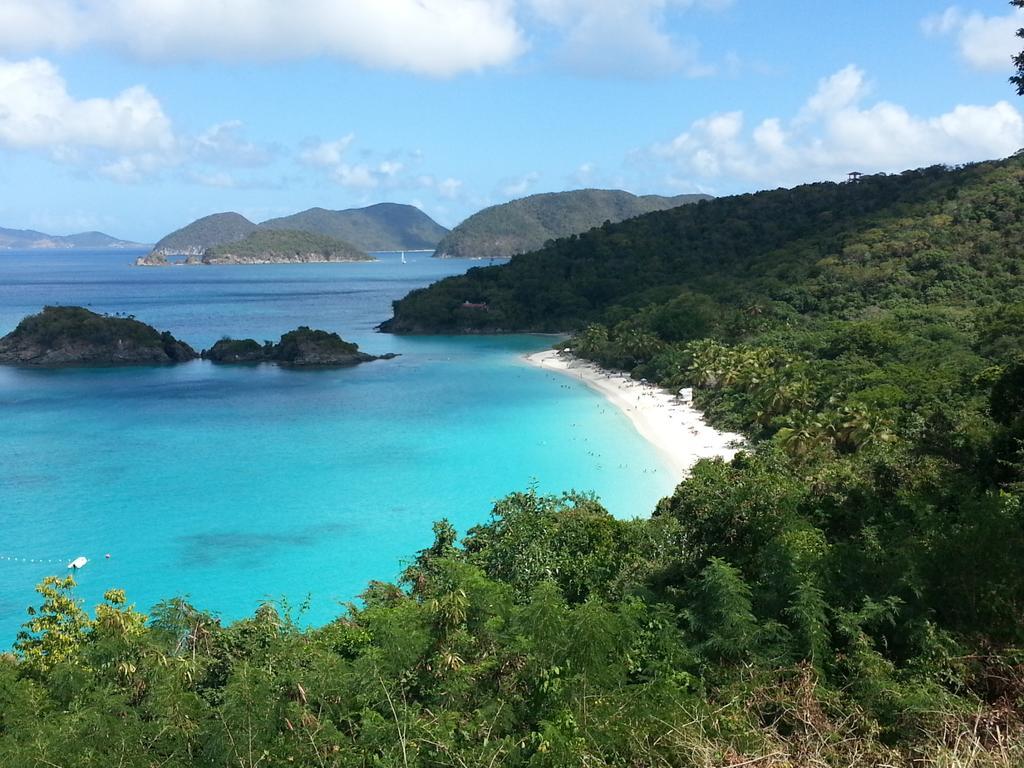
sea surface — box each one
[0,249,678,643]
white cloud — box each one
[0,1,84,52]
[923,6,1024,71]
[299,136,356,168]
[651,65,1024,189]
[332,164,379,190]
[0,0,525,78]
[500,171,541,197]
[0,57,174,153]
[186,171,237,189]
[98,153,174,184]
[194,121,274,167]
[300,137,463,198]
[437,178,464,198]
[0,57,293,184]
[526,0,726,77]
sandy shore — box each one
[524,349,744,478]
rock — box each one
[202,327,396,367]
[0,306,198,366]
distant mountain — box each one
[260,203,448,252]
[0,226,146,250]
[147,212,258,260]
[141,203,448,266]
[433,189,712,260]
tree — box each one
[1014,1,1024,95]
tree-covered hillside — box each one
[201,228,372,264]
[386,158,1024,334]
[433,189,710,260]
[261,202,449,252]
[149,212,258,257]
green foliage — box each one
[0,305,198,363]
[10,305,160,347]
[14,576,89,674]
[1012,0,1024,95]
[203,228,371,262]
[2,490,1022,766]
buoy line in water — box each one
[1,553,109,567]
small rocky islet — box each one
[0,306,390,368]
[203,327,397,366]
[0,306,197,366]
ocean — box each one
[0,249,678,643]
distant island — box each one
[0,306,196,365]
[204,327,395,366]
[432,189,711,260]
[139,203,448,265]
[0,226,147,250]
[137,229,375,266]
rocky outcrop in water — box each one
[0,306,197,366]
[203,327,396,367]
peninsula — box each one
[0,306,197,366]
[203,326,395,366]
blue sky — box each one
[0,0,1021,242]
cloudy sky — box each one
[0,0,1022,241]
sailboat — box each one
[400,251,407,264]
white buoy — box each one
[68,556,88,570]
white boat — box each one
[67,556,88,570]
[400,252,407,264]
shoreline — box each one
[524,349,744,479]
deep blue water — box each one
[0,249,677,643]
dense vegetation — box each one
[0,306,196,364]
[5,156,1024,764]
[202,229,372,263]
[262,203,449,252]
[1,485,1020,766]
[433,189,710,260]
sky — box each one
[0,0,1022,242]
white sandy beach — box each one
[524,349,744,478]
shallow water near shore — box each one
[0,250,678,643]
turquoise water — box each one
[0,250,677,643]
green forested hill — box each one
[386,159,1024,334]
[260,202,448,251]
[150,211,258,257]
[433,188,710,259]
[201,228,373,263]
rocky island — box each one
[203,326,395,367]
[137,228,374,266]
[0,306,197,366]
[197,229,374,265]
